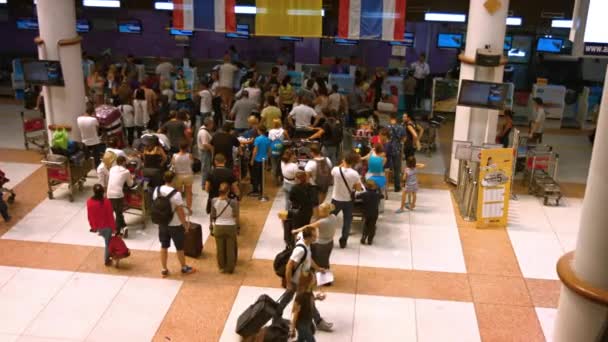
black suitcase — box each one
[236,294,282,337]
[183,222,203,258]
[192,158,202,173]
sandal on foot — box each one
[161,269,169,278]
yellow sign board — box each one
[476,148,514,228]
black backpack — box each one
[326,119,343,146]
[273,244,307,278]
[151,187,178,225]
[315,158,333,189]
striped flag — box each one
[173,0,236,32]
[338,0,406,41]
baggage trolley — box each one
[21,112,48,153]
[122,180,148,238]
[42,154,93,202]
[523,147,562,206]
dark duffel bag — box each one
[183,221,203,258]
[236,294,284,337]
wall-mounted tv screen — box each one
[437,33,463,49]
[17,18,38,30]
[504,35,513,50]
[76,19,91,33]
[118,20,142,34]
[537,37,563,53]
[279,36,303,42]
[404,32,415,47]
[23,60,64,86]
[458,80,509,110]
[226,24,249,39]
[335,38,358,45]
[170,28,193,36]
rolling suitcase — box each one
[183,221,203,258]
[236,294,283,337]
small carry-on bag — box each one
[236,294,284,337]
[183,221,203,258]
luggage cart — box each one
[21,112,48,153]
[523,147,562,206]
[42,154,93,202]
[418,115,444,157]
[122,180,148,238]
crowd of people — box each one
[73,49,433,341]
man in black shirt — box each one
[205,154,241,232]
[402,113,420,160]
[289,171,315,229]
[355,179,383,245]
[211,122,241,169]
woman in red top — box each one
[87,184,116,266]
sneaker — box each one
[316,320,334,332]
[395,208,405,214]
[339,239,347,249]
[181,266,195,275]
[161,269,169,278]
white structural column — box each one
[553,69,608,341]
[569,0,591,57]
[36,0,85,140]
[448,0,509,183]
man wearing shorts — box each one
[153,171,195,277]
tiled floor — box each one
[0,162,41,189]
[0,266,181,342]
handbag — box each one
[339,167,356,202]
[211,198,232,227]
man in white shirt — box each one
[280,226,333,332]
[106,156,134,235]
[153,171,195,277]
[155,60,174,83]
[118,103,135,146]
[197,117,214,188]
[288,102,319,131]
[198,82,213,120]
[327,84,342,113]
[218,54,239,112]
[331,152,363,248]
[410,53,430,109]
[529,97,546,144]
[77,103,104,166]
[304,143,332,205]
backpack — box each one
[315,158,333,189]
[273,244,307,278]
[109,235,130,259]
[270,138,284,157]
[326,119,343,146]
[151,187,178,225]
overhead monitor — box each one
[334,38,358,45]
[584,0,608,55]
[437,33,463,49]
[16,18,38,30]
[504,35,513,51]
[403,32,415,47]
[279,36,303,42]
[118,19,142,34]
[23,60,64,86]
[170,28,193,36]
[536,37,563,53]
[76,19,91,33]
[226,24,249,39]
[458,80,509,110]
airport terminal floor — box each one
[0,98,594,342]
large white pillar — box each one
[569,0,591,57]
[448,0,509,182]
[553,69,608,341]
[36,0,86,140]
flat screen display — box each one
[226,24,249,39]
[279,36,303,42]
[76,19,91,33]
[583,0,608,55]
[170,28,193,36]
[404,32,415,47]
[17,18,38,30]
[334,38,358,45]
[118,20,142,34]
[536,37,562,53]
[23,60,64,86]
[458,80,509,110]
[437,33,463,49]
[504,35,513,51]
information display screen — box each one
[536,37,563,53]
[226,24,249,39]
[170,28,193,36]
[437,33,463,49]
[76,19,91,33]
[458,80,509,110]
[279,36,303,42]
[17,18,38,30]
[334,38,358,45]
[23,60,65,86]
[390,32,415,47]
[118,20,142,34]
[504,35,513,51]
[584,0,608,55]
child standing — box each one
[356,179,383,245]
[397,157,425,212]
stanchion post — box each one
[259,158,269,202]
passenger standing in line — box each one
[211,182,239,274]
[388,114,406,192]
[249,125,271,197]
[330,152,363,249]
[410,53,430,109]
[281,149,299,210]
[218,55,239,113]
[171,141,194,210]
[118,102,135,146]
[197,117,214,189]
[529,97,546,144]
[133,84,149,138]
[77,102,104,167]
[307,203,338,271]
[86,184,116,266]
[106,156,133,235]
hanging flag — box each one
[339,0,406,41]
[173,0,236,32]
[256,0,323,37]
